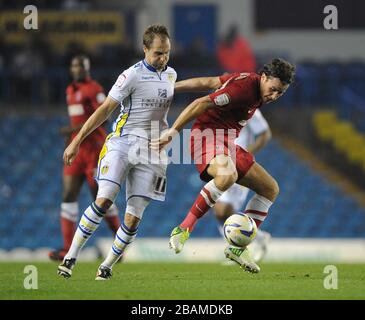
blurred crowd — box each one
[0,20,258,107]
[0,0,94,10]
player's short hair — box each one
[260,58,295,85]
[143,24,170,49]
[72,54,90,72]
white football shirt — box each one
[235,109,269,149]
[109,60,177,139]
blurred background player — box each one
[214,109,272,263]
[58,25,177,280]
[48,55,120,261]
[216,24,256,74]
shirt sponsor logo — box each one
[68,104,84,116]
[142,76,155,80]
[158,89,167,98]
[214,93,230,106]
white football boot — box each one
[224,245,260,273]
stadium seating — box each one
[0,115,364,250]
[313,110,365,170]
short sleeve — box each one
[209,74,257,107]
[108,69,135,103]
[209,83,245,107]
[219,72,240,85]
[247,110,269,135]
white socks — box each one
[244,194,273,228]
[65,202,106,259]
[101,222,138,269]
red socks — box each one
[180,180,224,232]
[60,217,76,250]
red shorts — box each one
[190,130,255,182]
[63,142,102,187]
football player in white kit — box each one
[57,25,177,280]
[214,109,272,263]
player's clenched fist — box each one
[150,128,177,151]
[63,141,80,165]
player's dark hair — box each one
[143,24,170,49]
[72,54,90,72]
[260,58,295,85]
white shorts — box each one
[96,135,168,202]
[218,183,250,212]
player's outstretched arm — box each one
[63,96,119,165]
[174,77,221,93]
[150,95,215,151]
[171,95,214,131]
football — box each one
[223,213,257,247]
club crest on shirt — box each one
[214,93,230,106]
[101,165,109,175]
[168,73,175,83]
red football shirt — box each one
[66,77,107,146]
[193,72,262,136]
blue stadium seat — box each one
[0,115,365,249]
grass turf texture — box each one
[1,262,364,300]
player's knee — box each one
[215,172,237,191]
[96,180,120,204]
[126,196,150,221]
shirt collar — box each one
[143,59,167,72]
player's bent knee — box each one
[96,180,120,203]
[126,196,150,220]
[215,172,237,190]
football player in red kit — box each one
[49,55,120,261]
[151,58,295,273]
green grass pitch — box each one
[1,262,364,300]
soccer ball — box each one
[223,213,257,247]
